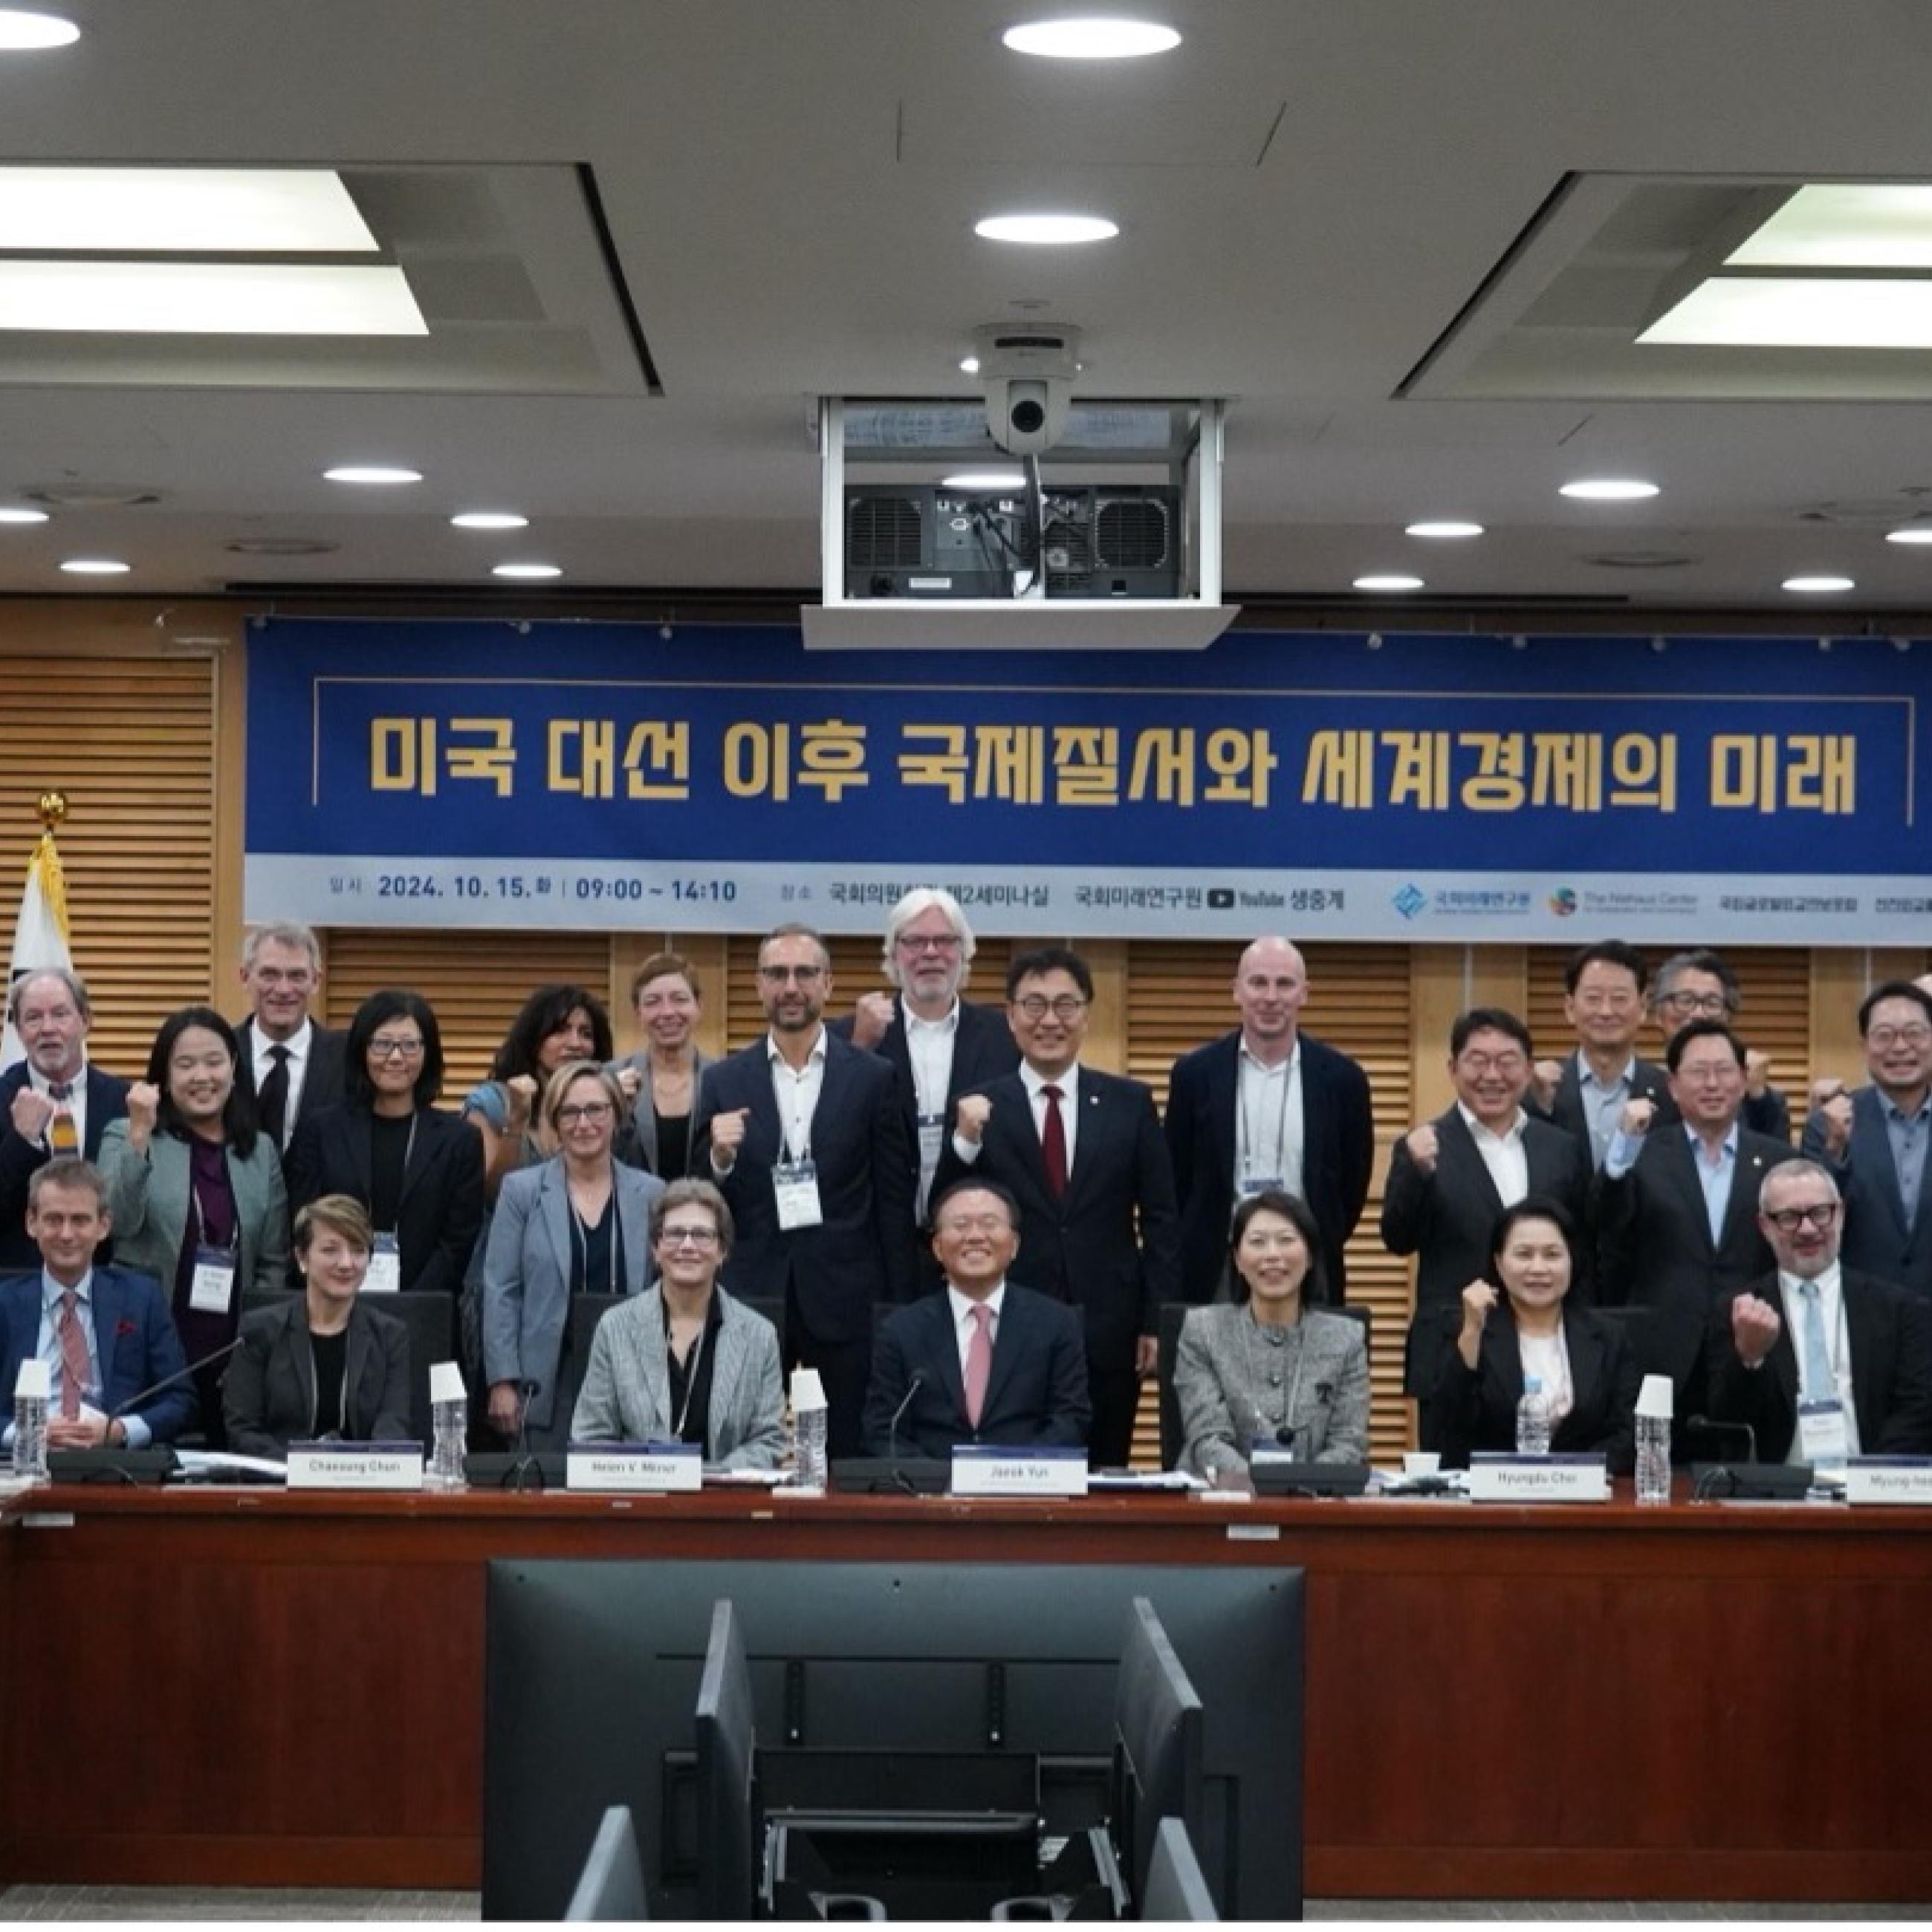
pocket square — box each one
[115,1317,137,1338]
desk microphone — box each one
[508,1377,545,1492]
[1686,1414,1757,1467]
[106,1334,248,1442]
[886,1374,924,1465]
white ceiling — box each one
[3,0,1932,612]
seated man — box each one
[863,1180,1090,1459]
[1,1157,194,1448]
[1705,1158,1932,1462]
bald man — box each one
[1163,938,1374,1305]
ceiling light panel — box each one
[0,167,379,253]
[1641,277,1932,349]
[1728,184,1932,270]
[1002,19,1181,59]
[0,10,77,50]
[0,262,425,334]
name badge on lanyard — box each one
[188,1243,238,1315]
[1797,1398,1850,1468]
[364,1231,402,1294]
[1236,1173,1286,1199]
[774,1158,823,1231]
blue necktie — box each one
[1798,1280,1833,1402]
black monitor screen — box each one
[562,1806,649,1924]
[693,1600,756,1922]
[1113,1598,1204,1907]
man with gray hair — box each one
[833,887,1019,1245]
[234,922,346,1152]
[1650,947,1791,1141]
[0,967,128,1271]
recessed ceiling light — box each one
[1641,277,1932,349]
[1002,18,1181,59]
[1884,526,1932,545]
[959,355,981,375]
[1404,520,1484,539]
[0,10,79,51]
[942,470,1026,490]
[0,262,424,335]
[1783,574,1855,593]
[59,557,129,574]
[493,562,563,580]
[324,464,423,485]
[1560,478,1659,502]
[0,167,376,252]
[0,506,49,524]
[1353,574,1424,592]
[451,511,530,531]
[975,213,1119,245]
[1728,184,1932,270]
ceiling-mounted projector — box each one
[973,321,1081,456]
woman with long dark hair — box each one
[463,984,615,1199]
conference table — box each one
[0,1479,1928,1905]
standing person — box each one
[610,953,713,1180]
[0,967,129,1271]
[96,1006,290,1448]
[1650,948,1791,1141]
[693,924,916,1459]
[233,922,346,1156]
[1527,941,1669,1173]
[934,946,1180,1468]
[1162,936,1373,1306]
[463,985,613,1199]
[483,1062,664,1446]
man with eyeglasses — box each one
[1705,1159,1932,1462]
[1649,948,1791,1141]
[692,924,916,1458]
[233,922,346,1155]
[830,888,1020,1258]
[1802,979,1932,1310]
[1383,1008,1587,1445]
[1595,1020,1800,1427]
[933,946,1179,1468]
[1162,936,1374,1308]
[1527,941,1670,1173]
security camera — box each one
[973,322,1081,458]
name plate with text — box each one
[1468,1453,1608,1504]
[286,1441,424,1491]
[1844,1456,1932,1506]
[950,1446,1089,1498]
[566,1442,703,1493]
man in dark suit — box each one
[1803,979,1932,1307]
[1595,1020,1801,1427]
[694,923,917,1458]
[0,967,129,1271]
[830,887,1020,1264]
[1163,936,1373,1306]
[0,1157,193,1448]
[1705,1158,1932,1460]
[863,1180,1090,1458]
[933,945,1179,1468]
[1652,947,1791,1141]
[1383,1008,1589,1439]
[1527,940,1670,1173]
[233,921,347,1154]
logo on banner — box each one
[1392,884,1428,920]
[1549,887,1578,916]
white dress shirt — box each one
[1236,1039,1304,1196]
[765,1027,828,1161]
[27,1059,88,1155]
[947,1280,1008,1381]
[1456,1102,1529,1206]
[904,999,960,1220]
[251,1015,314,1146]
[1020,1060,1080,1176]
[1774,1259,1861,1462]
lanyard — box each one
[1237,1312,1308,1443]
[569,1190,621,1294]
[1236,1055,1295,1179]
[668,1304,710,1439]
[189,1149,240,1257]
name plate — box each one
[286,1441,424,1491]
[566,1442,703,1493]
[1468,1453,1608,1504]
[1844,1456,1932,1506]
[950,1446,1089,1498]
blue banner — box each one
[244,617,1931,941]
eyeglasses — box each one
[758,965,825,985]
[369,1037,424,1060]
[556,1101,613,1125]
[1659,990,1729,1016]
[1456,1051,1526,1075]
[897,933,962,953]
[250,967,314,987]
[936,1213,1011,1235]
[1764,1202,1840,1232]
[658,1225,720,1248]
[1868,1024,1932,1049]
[1014,994,1086,1021]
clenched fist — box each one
[1403,1122,1439,1174]
[954,1093,993,1146]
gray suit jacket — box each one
[481,1157,664,1430]
[610,1047,713,1177]
[96,1121,291,1298]
[1173,1303,1369,1478]
[569,1284,786,1468]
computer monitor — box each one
[1112,1598,1204,1910]
[1142,1815,1218,1922]
[563,1806,649,1922]
[694,1600,758,1922]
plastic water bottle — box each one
[427,1361,468,1490]
[1635,1412,1672,1505]
[790,1366,829,1493]
[12,1390,48,1484]
[1515,1375,1552,1456]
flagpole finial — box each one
[35,792,65,832]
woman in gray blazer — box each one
[97,1005,291,1447]
[482,1061,664,1446]
[610,951,713,1179]
[1173,1188,1370,1479]
[571,1177,785,1467]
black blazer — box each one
[234,1017,349,1144]
[1529,1051,1671,1169]
[283,1103,484,1298]
[862,1281,1091,1457]
[692,1031,918,1344]
[1381,1106,1589,1395]
[1430,1300,1640,1472]
[1705,1267,1932,1461]
[222,1294,413,1458]
[932,1066,1181,1372]
[1162,1029,1373,1305]
[0,1061,129,1271]
[1803,1087,1932,1307]
[1592,1124,1800,1387]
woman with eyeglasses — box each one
[482,1060,665,1446]
[1433,1195,1639,1473]
[609,952,712,1179]
[570,1177,785,1465]
[463,983,615,1200]
[1172,1188,1369,1480]
[285,988,484,1300]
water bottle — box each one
[790,1367,829,1493]
[12,1390,48,1484]
[427,1362,468,1490]
[1515,1375,1552,1456]
[1635,1412,1672,1505]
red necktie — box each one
[57,1290,90,1419]
[1040,1083,1069,1200]
[964,1303,993,1427]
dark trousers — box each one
[782,1286,872,1462]
[1088,1361,1142,1470]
